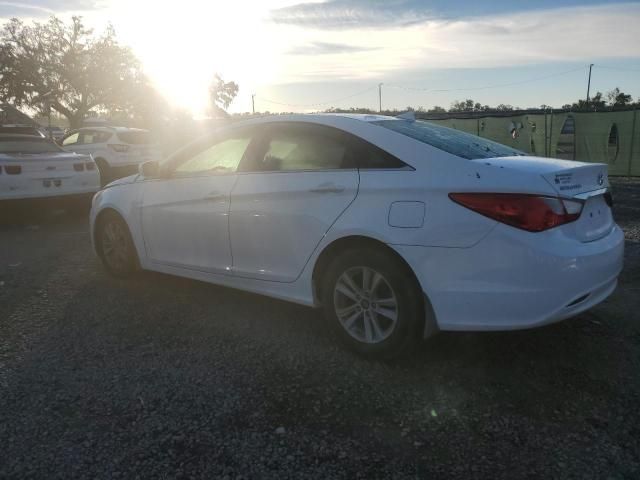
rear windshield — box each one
[116,131,150,144]
[0,126,41,136]
[0,138,63,154]
[373,120,525,160]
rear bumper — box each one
[0,192,95,217]
[393,223,625,332]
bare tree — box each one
[209,74,239,117]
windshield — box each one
[0,138,63,154]
[373,120,525,160]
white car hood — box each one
[104,174,139,189]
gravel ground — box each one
[1,179,639,479]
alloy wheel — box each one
[101,220,130,271]
[333,266,399,344]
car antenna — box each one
[396,111,416,122]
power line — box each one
[257,85,378,108]
[385,66,587,93]
[252,64,634,110]
[593,64,640,73]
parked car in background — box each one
[89,114,624,359]
[42,126,66,143]
[0,134,99,204]
[60,126,160,186]
[0,124,46,137]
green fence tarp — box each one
[427,109,640,176]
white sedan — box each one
[89,114,624,358]
[0,134,99,202]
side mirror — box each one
[139,160,160,178]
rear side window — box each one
[373,120,525,160]
[80,130,112,144]
[351,138,408,169]
[252,124,349,172]
[116,131,150,144]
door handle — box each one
[309,183,346,194]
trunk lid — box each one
[472,156,612,242]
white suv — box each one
[61,127,160,185]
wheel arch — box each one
[93,206,141,268]
[311,235,438,337]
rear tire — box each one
[95,211,138,278]
[322,247,424,360]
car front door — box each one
[229,123,359,282]
[139,129,254,274]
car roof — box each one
[78,126,148,133]
[221,113,405,133]
[246,113,399,123]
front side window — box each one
[173,135,252,175]
[253,124,348,172]
[62,132,79,146]
[373,120,525,160]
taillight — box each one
[449,193,584,232]
[73,163,85,172]
[109,144,129,153]
[5,165,21,175]
[85,162,96,170]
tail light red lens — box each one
[5,165,21,175]
[73,163,85,172]
[85,162,96,170]
[108,144,130,153]
[449,193,584,232]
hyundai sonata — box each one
[89,114,624,358]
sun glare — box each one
[105,0,283,115]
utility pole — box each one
[586,63,594,107]
[251,94,255,114]
[378,83,383,113]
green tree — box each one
[209,74,239,116]
[0,16,149,128]
[606,88,632,108]
[450,99,490,112]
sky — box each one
[1,0,639,115]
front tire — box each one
[322,248,424,360]
[95,211,137,278]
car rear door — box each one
[229,122,359,282]
[139,129,255,274]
